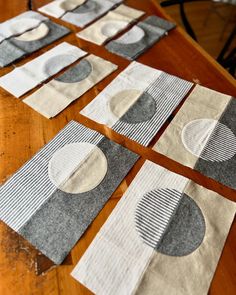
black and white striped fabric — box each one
[0,121,103,232]
[113,73,193,146]
[135,188,182,248]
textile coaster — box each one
[76,4,145,45]
[80,61,193,146]
[0,12,70,67]
[154,84,236,190]
[23,54,118,118]
[0,120,139,264]
[106,15,175,60]
[71,160,236,295]
[0,42,87,97]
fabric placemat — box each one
[0,120,139,264]
[38,0,86,18]
[71,160,236,295]
[106,15,175,60]
[154,85,236,190]
[0,42,87,97]
[0,11,47,43]
[76,4,145,45]
[80,61,193,146]
[0,18,70,67]
[62,0,123,28]
[23,54,118,118]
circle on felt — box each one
[101,20,128,37]
[182,118,236,162]
[59,0,84,11]
[43,54,78,77]
[135,188,205,256]
[117,25,145,44]
[48,143,107,194]
[54,59,92,83]
[9,18,41,36]
[14,23,49,42]
[74,0,98,14]
[109,89,156,123]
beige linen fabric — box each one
[154,85,231,167]
[135,180,236,295]
[23,54,117,118]
[77,4,145,45]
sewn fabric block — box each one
[71,160,236,295]
[106,15,175,60]
[0,42,87,97]
[80,61,193,146]
[62,0,123,28]
[77,4,145,45]
[0,121,138,264]
[0,19,70,67]
[154,85,236,190]
[38,0,86,18]
[0,11,47,43]
[23,54,118,118]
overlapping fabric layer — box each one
[77,4,145,45]
[0,120,138,264]
[154,85,236,190]
[106,15,175,60]
[71,160,236,295]
[0,11,70,67]
[23,54,117,118]
[80,61,193,146]
[0,42,87,97]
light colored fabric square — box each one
[23,54,117,118]
[77,4,145,45]
[0,42,87,97]
[38,0,86,18]
[71,160,236,295]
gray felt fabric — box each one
[0,20,70,67]
[19,137,139,264]
[121,91,156,124]
[72,0,99,14]
[195,97,236,190]
[106,15,175,60]
[55,59,92,83]
[156,194,205,256]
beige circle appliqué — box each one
[14,23,49,42]
[109,89,142,119]
[48,143,107,194]
[101,20,128,37]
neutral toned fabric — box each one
[0,120,138,264]
[0,42,87,97]
[0,20,70,67]
[81,61,193,146]
[154,85,231,167]
[106,15,175,60]
[62,0,123,28]
[71,160,236,295]
[38,0,86,18]
[135,180,236,295]
[77,4,145,45]
[154,85,236,189]
[48,142,108,193]
[23,54,117,118]
[0,11,47,43]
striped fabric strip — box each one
[135,188,182,248]
[0,121,103,232]
[113,72,193,146]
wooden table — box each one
[0,0,236,294]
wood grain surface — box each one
[0,0,235,294]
